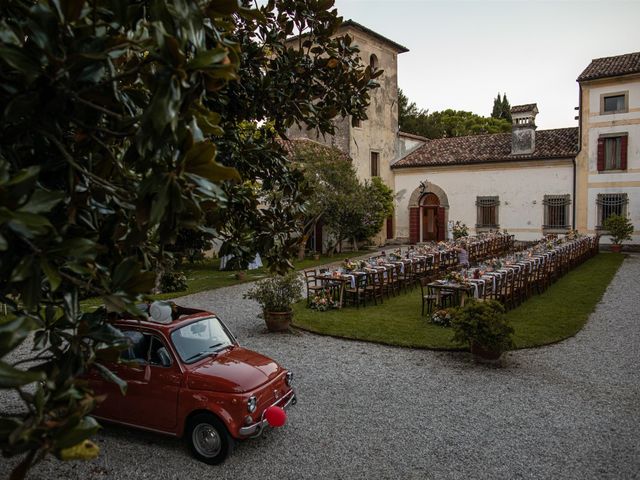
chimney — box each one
[510,103,538,155]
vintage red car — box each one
[87,302,296,464]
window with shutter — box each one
[598,134,628,171]
[476,196,499,230]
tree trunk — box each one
[297,235,308,261]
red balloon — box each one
[264,406,287,428]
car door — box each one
[117,332,182,433]
[88,330,147,422]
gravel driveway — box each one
[2,254,639,480]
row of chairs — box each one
[420,236,599,315]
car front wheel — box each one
[186,413,234,465]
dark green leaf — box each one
[0,361,45,388]
[186,48,228,70]
[41,259,62,291]
[10,256,35,282]
[206,0,240,16]
[183,141,240,182]
[0,46,41,79]
[19,190,64,214]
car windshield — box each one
[170,316,233,364]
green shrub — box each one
[244,272,303,312]
[451,300,514,352]
[160,270,188,293]
[602,214,634,245]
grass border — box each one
[291,253,625,351]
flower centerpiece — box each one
[309,290,339,312]
[445,271,467,284]
[487,258,502,269]
[343,258,357,272]
[430,308,453,327]
[452,221,469,240]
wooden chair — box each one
[419,277,438,316]
[365,271,384,306]
[304,269,324,305]
[344,273,368,308]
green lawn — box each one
[292,253,625,350]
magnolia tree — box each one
[0,0,378,476]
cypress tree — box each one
[501,94,512,122]
[491,93,503,119]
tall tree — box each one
[501,93,513,123]
[0,1,378,476]
[400,92,511,139]
[491,92,512,122]
[491,93,503,119]
[398,88,422,132]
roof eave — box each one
[391,155,577,170]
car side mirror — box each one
[157,347,172,367]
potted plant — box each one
[244,272,304,332]
[602,214,633,253]
[450,299,514,362]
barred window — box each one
[476,196,499,229]
[596,193,629,228]
[543,195,571,230]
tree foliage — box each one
[399,91,510,139]
[290,140,393,252]
[491,92,512,123]
[0,0,378,475]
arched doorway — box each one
[408,182,449,244]
[420,193,444,242]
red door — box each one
[422,207,438,241]
[436,207,446,241]
[409,207,419,244]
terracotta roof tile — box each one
[391,127,578,169]
[577,52,640,82]
[510,103,537,113]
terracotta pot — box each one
[234,271,246,281]
[610,244,623,253]
[313,254,320,261]
[264,310,293,332]
[470,342,502,361]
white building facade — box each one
[576,53,640,245]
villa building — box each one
[288,22,639,248]
[575,52,640,245]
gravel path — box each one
[2,254,639,480]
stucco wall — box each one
[393,160,575,242]
[577,75,640,244]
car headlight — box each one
[247,396,257,413]
[285,371,293,387]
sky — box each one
[331,0,640,130]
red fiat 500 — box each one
[88,302,296,464]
